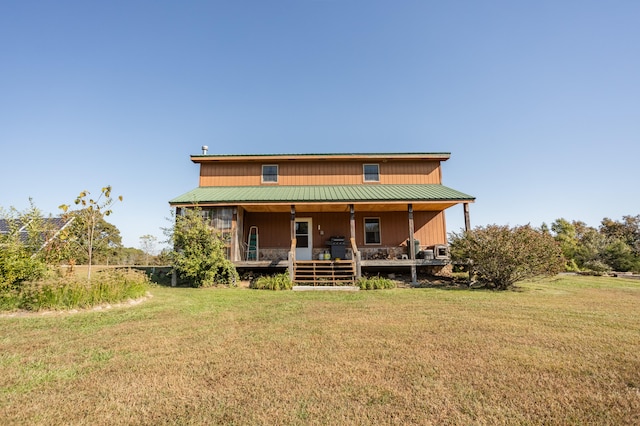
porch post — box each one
[463,203,471,232]
[350,204,361,280]
[408,203,417,285]
[230,208,238,262]
[289,205,296,282]
[463,202,472,284]
[290,205,296,240]
[350,204,356,241]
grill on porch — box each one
[326,236,346,260]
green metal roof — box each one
[169,185,475,205]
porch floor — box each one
[233,259,448,268]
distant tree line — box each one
[547,215,640,273]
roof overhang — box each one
[190,152,451,164]
[169,184,474,213]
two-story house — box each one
[169,151,475,284]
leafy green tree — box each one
[166,207,238,287]
[601,239,639,272]
[450,224,565,290]
[573,225,608,270]
[600,215,640,252]
[60,186,122,280]
[551,218,580,271]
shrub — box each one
[450,224,565,290]
[356,276,396,290]
[167,208,239,287]
[0,268,149,311]
[0,243,47,290]
[581,260,611,276]
[250,273,292,290]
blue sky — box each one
[1,1,638,249]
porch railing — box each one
[350,237,362,280]
[292,260,356,285]
[288,238,297,282]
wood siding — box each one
[199,160,442,186]
[243,210,446,249]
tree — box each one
[60,186,122,280]
[601,215,640,256]
[139,234,157,265]
[551,218,580,271]
[450,224,565,290]
[61,214,123,265]
[166,207,237,287]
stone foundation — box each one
[257,248,289,262]
[360,246,406,260]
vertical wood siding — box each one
[414,211,447,246]
[243,212,352,249]
[353,211,445,247]
[199,160,442,186]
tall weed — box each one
[250,273,292,290]
[356,276,396,290]
[1,268,149,311]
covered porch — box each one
[228,201,472,284]
[170,184,474,284]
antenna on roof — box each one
[201,145,209,155]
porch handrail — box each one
[350,237,362,280]
[349,237,358,257]
[288,238,297,282]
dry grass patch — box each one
[1,276,639,424]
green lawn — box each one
[1,275,639,425]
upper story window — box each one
[262,164,278,183]
[363,164,380,182]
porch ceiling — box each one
[169,184,475,211]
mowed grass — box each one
[1,276,639,425]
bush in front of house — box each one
[250,273,292,290]
[167,207,239,287]
[356,276,396,290]
[0,269,150,311]
[449,224,565,290]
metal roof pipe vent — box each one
[201,145,208,155]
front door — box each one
[295,218,313,260]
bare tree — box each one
[60,186,122,280]
[139,234,157,265]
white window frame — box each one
[261,164,279,184]
[363,217,381,245]
[363,163,380,182]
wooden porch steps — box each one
[293,260,356,285]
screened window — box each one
[364,218,381,245]
[262,164,278,183]
[200,207,234,258]
[363,164,380,182]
